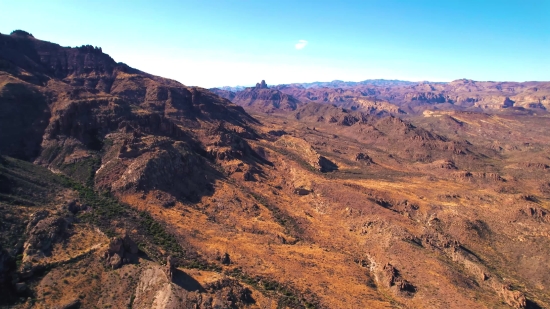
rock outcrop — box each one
[355,153,374,165]
[132,265,253,309]
[318,156,338,173]
[22,211,67,265]
[221,252,231,265]
[103,234,138,269]
[499,285,527,309]
[517,206,549,223]
[275,135,338,172]
[381,263,416,295]
[165,255,175,281]
[256,80,268,89]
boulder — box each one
[103,234,138,269]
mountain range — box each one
[1,31,550,309]
[212,78,550,115]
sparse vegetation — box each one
[249,191,304,240]
[225,268,321,309]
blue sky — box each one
[1,0,548,87]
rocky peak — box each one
[255,80,268,89]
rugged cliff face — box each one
[0,31,259,201]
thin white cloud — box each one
[295,40,308,50]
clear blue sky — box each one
[1,0,548,87]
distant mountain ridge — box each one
[279,79,418,88]
[213,78,550,115]
[217,85,248,92]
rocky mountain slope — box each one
[1,31,550,309]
